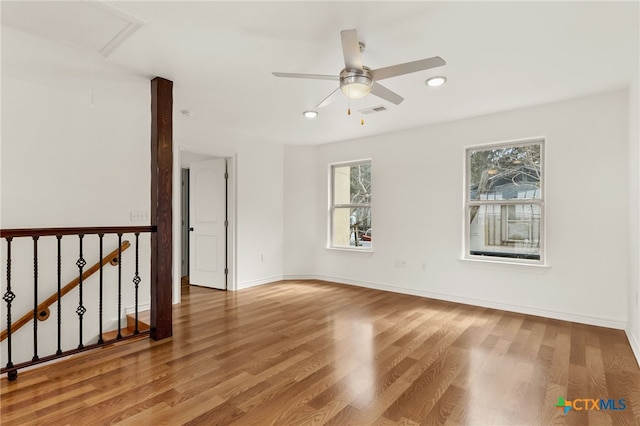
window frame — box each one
[464,138,545,265]
[328,159,372,251]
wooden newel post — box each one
[150,77,173,340]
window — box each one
[465,140,544,262]
[329,160,372,249]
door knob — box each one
[189,227,194,232]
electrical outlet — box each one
[395,259,407,268]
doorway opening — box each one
[180,153,230,293]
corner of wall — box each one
[628,58,640,367]
[626,328,640,368]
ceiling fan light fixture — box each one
[303,110,318,118]
[340,80,372,99]
[426,76,447,87]
[340,69,373,99]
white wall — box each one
[236,140,284,287]
[628,66,640,363]
[283,145,318,278]
[284,91,631,329]
[1,28,152,363]
[173,134,285,293]
[1,29,150,228]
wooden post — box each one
[150,77,173,340]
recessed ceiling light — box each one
[425,76,447,87]
[303,110,318,119]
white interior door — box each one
[189,158,226,289]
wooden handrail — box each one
[0,240,131,342]
[1,226,155,238]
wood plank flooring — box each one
[1,280,639,425]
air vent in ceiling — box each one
[359,105,388,115]
[1,1,144,57]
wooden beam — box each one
[150,77,173,340]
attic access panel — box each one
[1,1,144,57]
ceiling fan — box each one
[272,29,446,108]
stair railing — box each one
[1,226,155,381]
[0,240,130,342]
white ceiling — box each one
[2,1,639,146]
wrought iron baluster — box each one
[3,237,17,380]
[133,232,141,334]
[117,233,122,340]
[32,236,39,362]
[98,234,104,344]
[0,226,154,380]
[76,235,86,349]
[56,235,62,355]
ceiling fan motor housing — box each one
[340,67,373,99]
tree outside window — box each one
[466,141,543,262]
[330,160,371,249]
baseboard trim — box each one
[626,328,640,368]
[125,303,151,316]
[237,275,284,290]
[309,274,627,330]
[282,274,319,281]
[235,274,627,330]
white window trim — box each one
[327,159,373,252]
[463,138,547,266]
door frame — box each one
[172,145,237,303]
[181,168,190,278]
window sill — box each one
[460,256,550,269]
[326,246,373,253]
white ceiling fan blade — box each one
[315,87,340,108]
[272,72,339,81]
[371,56,446,81]
[370,82,404,105]
[340,29,363,71]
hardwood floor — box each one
[2,280,639,425]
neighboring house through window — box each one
[329,160,372,249]
[466,140,544,263]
